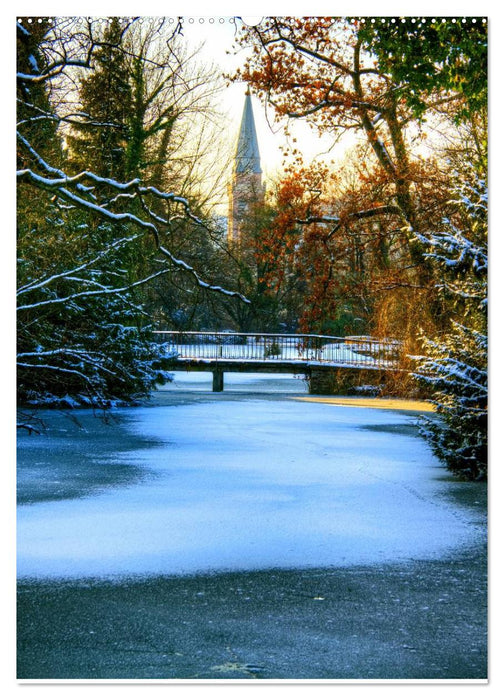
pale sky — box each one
[177,16,348,183]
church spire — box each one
[234,91,262,175]
[228,91,265,248]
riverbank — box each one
[294,396,435,412]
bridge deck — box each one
[155,332,401,391]
[170,357,389,372]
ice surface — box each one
[165,371,307,391]
[17,377,485,580]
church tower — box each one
[228,90,265,248]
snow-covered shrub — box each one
[413,173,487,480]
[415,325,487,480]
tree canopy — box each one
[16,17,244,408]
[357,18,487,120]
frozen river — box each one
[17,372,486,580]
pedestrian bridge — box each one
[154,331,402,392]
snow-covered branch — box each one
[17,166,248,303]
[17,133,248,303]
[16,15,248,409]
[17,268,176,312]
[17,234,141,296]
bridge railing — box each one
[154,332,402,369]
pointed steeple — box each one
[228,90,265,248]
[234,90,262,175]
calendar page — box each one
[16,14,488,685]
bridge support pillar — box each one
[308,368,384,395]
[212,368,224,392]
[308,369,339,395]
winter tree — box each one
[65,17,235,326]
[66,18,133,181]
[413,173,487,480]
[232,17,487,352]
[17,17,245,410]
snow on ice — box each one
[17,376,485,580]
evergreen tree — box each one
[16,19,212,409]
[413,173,487,480]
[67,18,133,180]
[16,18,62,170]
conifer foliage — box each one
[16,18,242,409]
[413,174,488,480]
[66,18,133,181]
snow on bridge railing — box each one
[153,331,402,370]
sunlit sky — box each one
[14,7,493,187]
[176,16,347,183]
